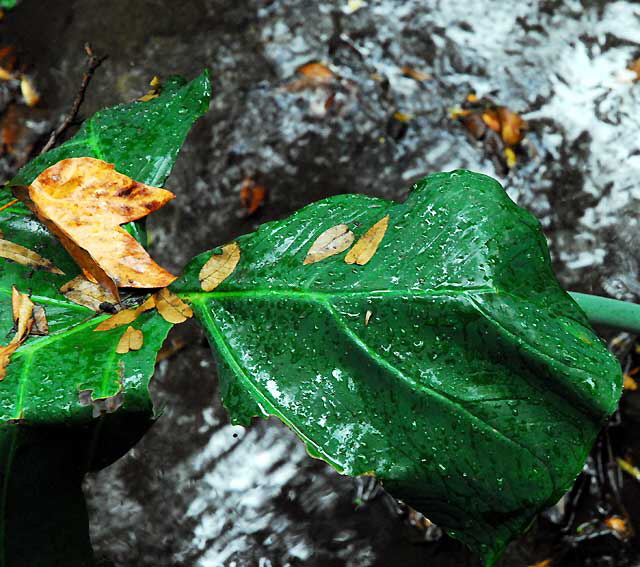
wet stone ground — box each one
[2,1,640,566]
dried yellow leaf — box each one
[0,238,64,274]
[344,215,389,265]
[199,242,240,291]
[138,75,162,102]
[94,295,155,331]
[154,288,193,324]
[20,75,40,107]
[60,275,119,311]
[365,310,373,326]
[304,224,354,265]
[116,326,144,354]
[504,147,517,168]
[623,374,637,391]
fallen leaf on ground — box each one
[604,516,630,539]
[95,295,155,331]
[528,560,551,567]
[116,326,144,354]
[138,75,162,102]
[286,62,336,92]
[617,457,640,481]
[0,237,64,273]
[304,224,354,265]
[623,373,637,391]
[60,275,119,311]
[365,310,372,326]
[1,287,35,380]
[154,288,193,324]
[199,242,240,291]
[345,215,389,265]
[239,176,267,216]
[401,66,431,81]
[497,107,527,146]
[18,157,176,298]
[20,75,40,107]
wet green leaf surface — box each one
[175,170,622,565]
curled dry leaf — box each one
[1,287,35,380]
[344,215,389,265]
[365,310,373,326]
[94,295,155,331]
[116,326,144,354]
[60,275,119,311]
[154,287,193,324]
[0,237,64,274]
[18,157,176,298]
[199,242,240,292]
[303,224,354,265]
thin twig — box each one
[39,43,106,156]
[0,199,18,213]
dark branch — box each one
[39,43,106,156]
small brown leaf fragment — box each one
[401,66,431,81]
[0,342,20,381]
[154,288,193,324]
[0,238,64,274]
[528,560,552,567]
[624,372,638,391]
[1,287,35,380]
[199,242,240,292]
[31,305,48,336]
[365,310,372,326]
[604,516,630,539]
[497,107,527,146]
[12,286,34,341]
[60,275,119,311]
[297,62,335,81]
[627,58,640,80]
[345,215,389,265]
[116,326,144,354]
[94,295,155,331]
[239,177,267,216]
[304,224,354,265]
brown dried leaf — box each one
[0,238,64,274]
[154,288,193,324]
[239,177,267,216]
[199,242,240,292]
[0,342,20,381]
[401,66,432,81]
[344,215,389,265]
[297,62,334,81]
[31,305,48,336]
[94,295,155,331]
[60,275,119,311]
[1,287,35,380]
[481,110,501,132]
[116,326,144,354]
[20,157,176,299]
[11,286,34,341]
[497,107,527,146]
[304,224,354,265]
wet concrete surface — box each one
[2,1,640,566]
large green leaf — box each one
[173,170,622,565]
[0,71,211,566]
